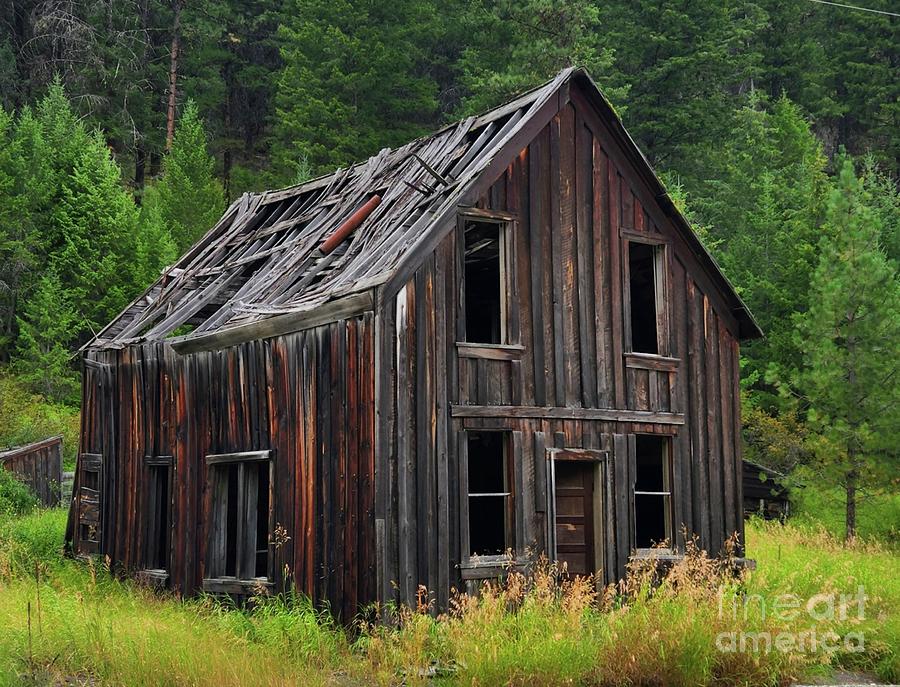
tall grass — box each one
[0,509,896,686]
[0,511,344,686]
[746,518,899,682]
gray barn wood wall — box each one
[377,87,744,610]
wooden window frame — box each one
[458,429,519,576]
[203,451,274,593]
[632,434,674,553]
[456,210,519,351]
[621,230,670,358]
[142,454,174,578]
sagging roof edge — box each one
[167,289,375,355]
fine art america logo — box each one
[716,586,867,654]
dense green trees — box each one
[595,0,765,176]
[3,0,896,193]
[0,81,209,401]
[455,0,625,115]
[754,0,899,175]
[273,0,441,179]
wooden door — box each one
[554,461,595,576]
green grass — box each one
[0,509,896,686]
[746,519,899,682]
[789,469,900,545]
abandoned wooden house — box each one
[66,68,761,618]
[2,436,63,508]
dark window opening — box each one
[147,464,171,570]
[464,220,504,344]
[82,469,99,492]
[207,456,271,581]
[79,523,97,543]
[628,242,660,354]
[255,462,270,577]
[467,431,511,556]
[224,463,240,576]
[634,435,672,549]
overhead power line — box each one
[806,0,900,17]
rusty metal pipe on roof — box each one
[320,194,382,255]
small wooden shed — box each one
[67,68,761,618]
[1,436,63,507]
[742,460,790,520]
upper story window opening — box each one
[462,218,509,345]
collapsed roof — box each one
[89,68,761,353]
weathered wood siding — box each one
[73,315,376,619]
[377,86,744,608]
[0,436,63,507]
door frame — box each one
[546,448,608,580]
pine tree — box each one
[134,199,178,288]
[456,0,627,115]
[0,106,29,359]
[25,78,93,263]
[272,0,440,179]
[0,101,54,361]
[858,157,900,268]
[50,129,142,343]
[149,99,225,253]
[14,269,80,402]
[792,157,900,542]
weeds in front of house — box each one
[0,509,896,686]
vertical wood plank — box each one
[608,166,626,408]
[549,113,566,406]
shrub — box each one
[0,372,80,469]
[0,506,65,578]
[0,468,38,517]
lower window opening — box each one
[148,464,171,569]
[207,457,270,582]
[255,462,270,578]
[633,434,672,549]
[467,431,511,556]
[224,463,239,577]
